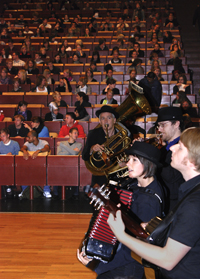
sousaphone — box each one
[85,81,152,176]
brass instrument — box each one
[85,123,131,176]
[85,82,152,176]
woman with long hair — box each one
[43,69,55,85]
[74,92,91,121]
[85,68,97,82]
[58,44,69,58]
[173,74,191,95]
[91,51,101,63]
[32,75,50,94]
[16,69,31,84]
[25,59,39,75]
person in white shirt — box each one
[39,18,52,29]
[12,52,25,66]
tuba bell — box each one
[85,82,152,176]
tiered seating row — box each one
[0,155,92,200]
[0,92,195,112]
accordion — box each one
[81,187,133,264]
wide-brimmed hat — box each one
[157,107,183,123]
[96,105,119,119]
[125,141,161,167]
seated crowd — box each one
[0,0,197,201]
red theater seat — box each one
[47,155,79,200]
[79,156,92,191]
[0,156,15,198]
[15,155,47,200]
[44,121,62,134]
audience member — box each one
[58,112,85,138]
[85,68,97,82]
[0,128,20,155]
[132,3,145,21]
[128,58,144,75]
[147,52,162,66]
[24,116,49,137]
[16,69,31,85]
[14,101,32,121]
[12,52,25,67]
[34,52,44,65]
[45,102,64,121]
[75,92,91,108]
[32,75,50,94]
[150,43,164,57]
[8,115,29,138]
[173,74,191,95]
[0,68,12,84]
[25,59,39,75]
[91,51,101,64]
[57,127,82,155]
[154,67,164,82]
[19,130,51,198]
[43,69,55,85]
[19,45,31,59]
[165,12,179,29]
[75,76,92,95]
[63,69,74,82]
[12,78,22,92]
[52,91,68,108]
[132,42,144,57]
[6,59,18,75]
[95,38,109,51]
[102,78,120,95]
[46,60,61,74]
[72,53,82,64]
[109,48,123,63]
[55,78,71,93]
[163,30,173,44]
[100,89,118,104]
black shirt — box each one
[8,124,29,137]
[102,88,120,95]
[160,175,200,279]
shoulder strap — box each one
[139,187,163,205]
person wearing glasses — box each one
[156,107,185,213]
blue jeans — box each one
[21,186,50,193]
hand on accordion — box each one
[107,210,126,242]
[77,249,92,266]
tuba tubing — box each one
[85,82,152,176]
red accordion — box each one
[81,187,133,263]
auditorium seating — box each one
[0,0,198,202]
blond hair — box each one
[52,91,61,100]
[180,127,200,172]
[18,69,27,81]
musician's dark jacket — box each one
[160,174,200,279]
[82,126,123,187]
[158,137,184,213]
[138,76,162,108]
[94,176,164,278]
